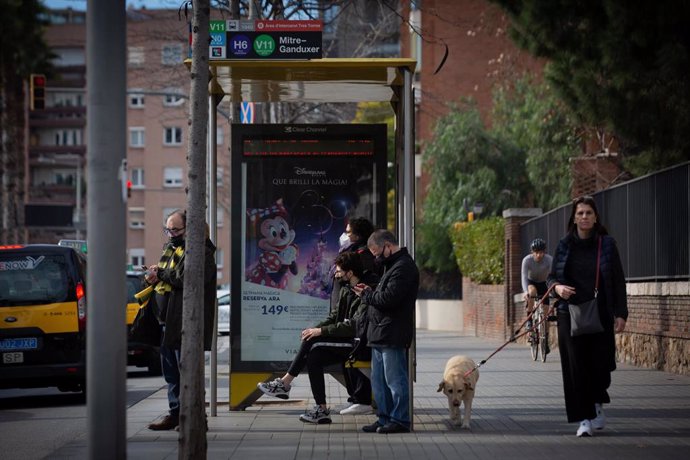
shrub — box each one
[449,217,504,284]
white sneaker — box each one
[339,403,374,415]
[591,403,606,430]
[576,419,593,437]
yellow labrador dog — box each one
[437,355,479,429]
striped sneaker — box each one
[257,378,290,400]
[299,405,332,424]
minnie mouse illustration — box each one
[246,199,299,289]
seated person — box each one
[257,251,379,424]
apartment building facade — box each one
[29,7,231,287]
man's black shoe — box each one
[377,422,410,434]
[148,414,179,431]
[362,421,383,433]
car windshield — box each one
[218,294,230,305]
[0,254,71,306]
[126,274,142,303]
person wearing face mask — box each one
[256,251,379,424]
[145,209,217,431]
[329,218,376,313]
[352,229,419,434]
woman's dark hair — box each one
[567,196,608,236]
[348,217,374,243]
[334,251,364,278]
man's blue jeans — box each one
[160,344,180,417]
[371,346,410,428]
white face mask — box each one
[339,232,350,250]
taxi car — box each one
[0,244,87,392]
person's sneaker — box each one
[257,378,290,399]
[299,405,332,424]
[576,419,593,437]
[362,421,383,433]
[339,403,374,415]
[591,403,606,430]
[148,414,179,431]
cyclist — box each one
[521,238,553,348]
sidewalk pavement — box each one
[50,329,690,459]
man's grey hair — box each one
[367,229,397,248]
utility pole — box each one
[86,0,127,458]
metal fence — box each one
[520,161,690,281]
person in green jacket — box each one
[257,251,379,424]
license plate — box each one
[3,352,24,364]
[0,337,38,351]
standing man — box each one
[353,229,419,434]
[145,209,217,430]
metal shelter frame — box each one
[193,57,417,421]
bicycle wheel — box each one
[530,329,539,361]
[539,320,548,363]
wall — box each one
[416,299,463,331]
[462,277,505,340]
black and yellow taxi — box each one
[0,243,87,392]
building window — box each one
[54,129,82,146]
[163,167,183,187]
[129,248,145,266]
[128,46,145,66]
[129,91,145,108]
[216,167,224,187]
[131,168,145,188]
[216,248,224,269]
[216,127,224,145]
[217,208,224,227]
[162,43,183,66]
[164,127,182,146]
[163,87,185,106]
[129,208,145,229]
[129,127,145,148]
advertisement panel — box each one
[230,124,387,372]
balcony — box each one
[29,144,86,157]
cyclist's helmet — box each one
[530,238,546,252]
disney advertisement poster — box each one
[231,124,386,371]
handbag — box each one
[130,285,161,346]
[568,237,604,337]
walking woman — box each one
[547,196,628,437]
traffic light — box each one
[127,180,132,198]
[30,74,46,110]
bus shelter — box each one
[198,58,417,420]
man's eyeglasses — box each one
[163,227,185,236]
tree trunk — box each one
[179,1,210,458]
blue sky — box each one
[43,0,183,11]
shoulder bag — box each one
[568,237,604,337]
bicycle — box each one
[527,297,550,363]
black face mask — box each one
[375,245,389,264]
[169,235,185,247]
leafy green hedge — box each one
[449,217,504,285]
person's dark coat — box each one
[361,248,419,348]
[548,232,628,322]
[157,238,217,351]
[317,270,379,338]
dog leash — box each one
[463,284,555,378]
